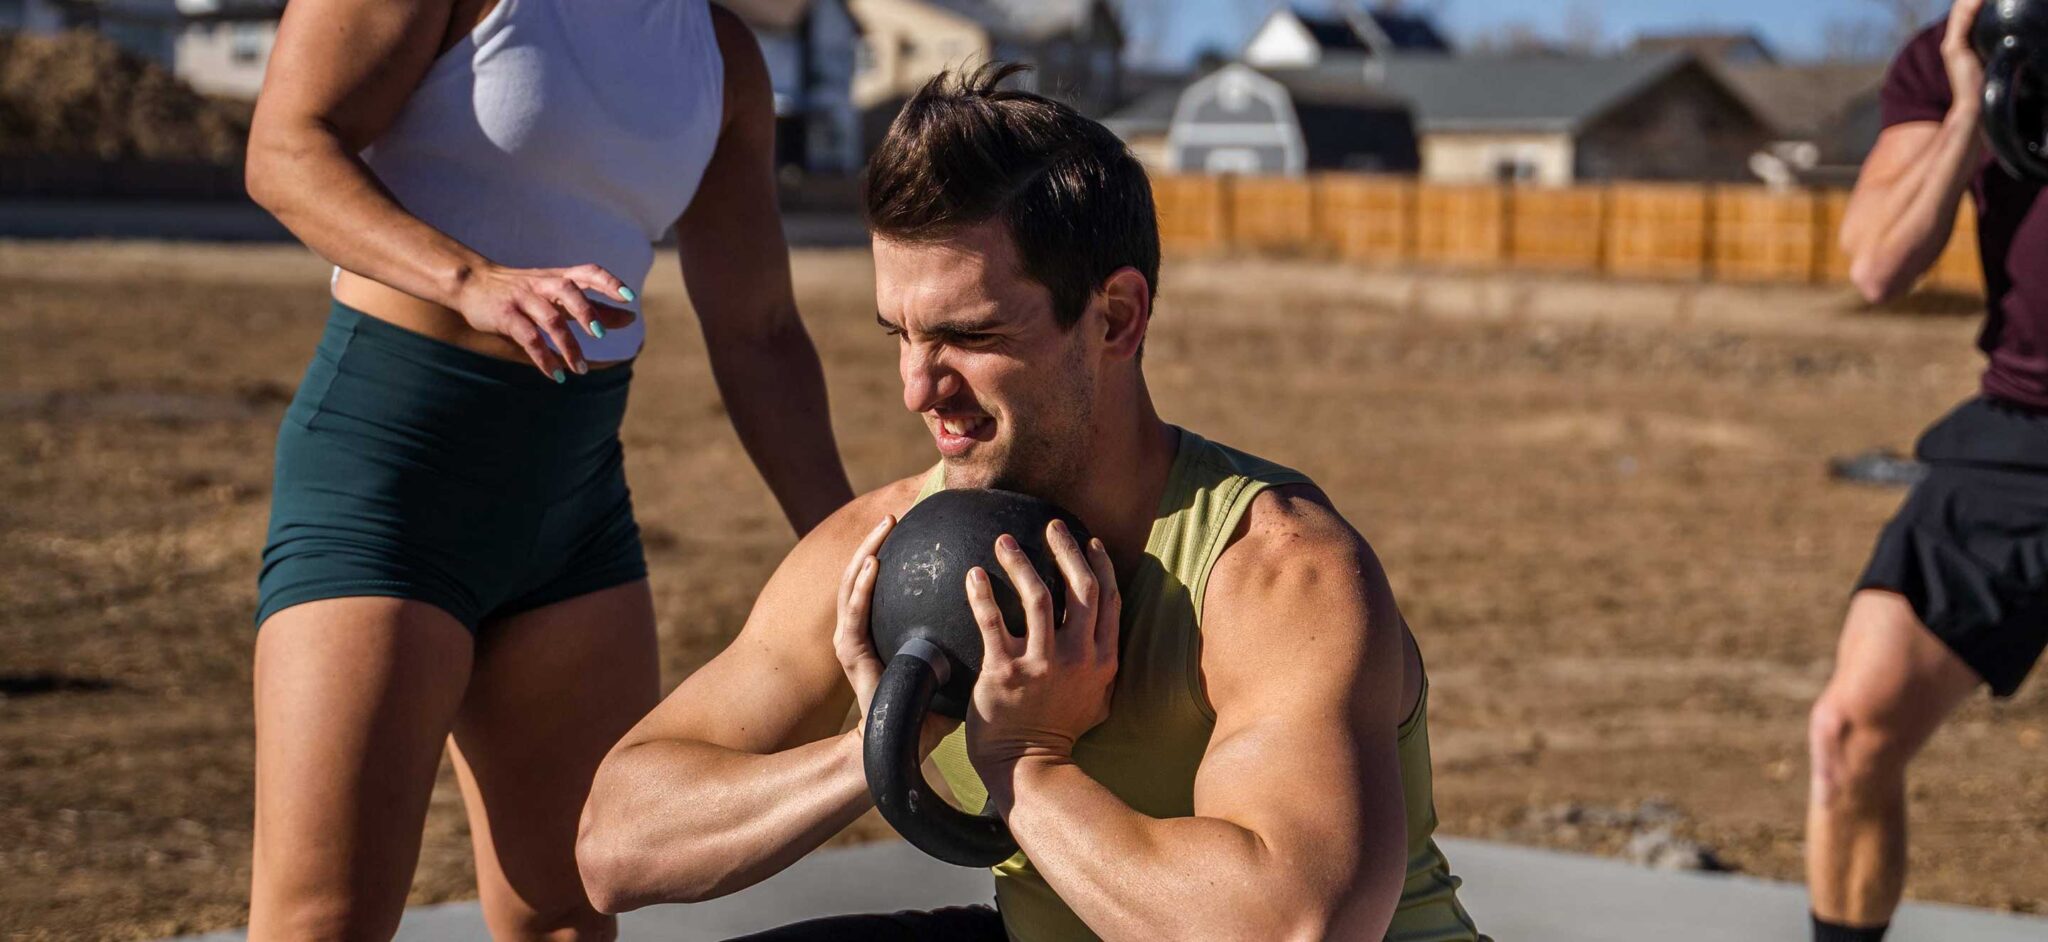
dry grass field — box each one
[2,241,2044,941]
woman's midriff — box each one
[332,270,633,370]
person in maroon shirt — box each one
[1809,2,2048,940]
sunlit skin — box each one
[580,218,1418,939]
[871,222,1171,568]
[1811,0,1996,928]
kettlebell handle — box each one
[1983,44,2048,182]
[863,640,1019,868]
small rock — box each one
[1626,827,1729,872]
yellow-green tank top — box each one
[916,428,1485,942]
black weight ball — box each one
[860,488,1092,867]
[868,488,1091,718]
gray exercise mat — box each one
[168,837,2048,941]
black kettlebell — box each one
[863,488,1091,867]
[1976,0,2048,180]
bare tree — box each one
[1468,19,1555,55]
[1116,0,1174,66]
[1820,16,1897,62]
[1816,0,1943,64]
[1561,1,1606,55]
[1863,0,1945,44]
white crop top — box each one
[355,0,725,361]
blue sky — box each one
[1144,0,1937,64]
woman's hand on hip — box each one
[453,262,639,379]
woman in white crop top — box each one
[241,1,854,938]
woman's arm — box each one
[674,8,854,534]
[246,0,632,377]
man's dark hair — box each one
[861,62,1160,328]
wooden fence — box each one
[1152,174,1986,294]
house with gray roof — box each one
[852,0,1122,116]
[1364,51,1774,184]
[1161,63,1419,175]
[1241,4,1451,69]
[722,0,865,174]
[1719,61,1887,186]
[1630,30,1778,65]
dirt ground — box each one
[3,241,2045,941]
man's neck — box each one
[1064,385,1177,575]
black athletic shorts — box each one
[1856,396,2048,697]
[720,905,1005,941]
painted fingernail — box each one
[589,321,606,339]
[619,286,637,302]
[552,368,567,384]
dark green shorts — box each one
[257,301,645,631]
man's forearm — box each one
[988,758,1396,942]
[1852,104,1984,302]
[578,731,870,912]
[701,314,855,536]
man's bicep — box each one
[1192,504,1405,864]
[621,548,851,756]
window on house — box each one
[1493,156,1538,183]
[1204,149,1262,174]
[231,21,266,64]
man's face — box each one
[873,222,1096,497]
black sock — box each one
[1812,913,1888,942]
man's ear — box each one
[1098,267,1151,360]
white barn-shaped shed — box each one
[1166,64,1305,175]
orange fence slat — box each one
[1508,186,1606,273]
[1928,198,1985,294]
[1816,190,1853,284]
[1228,177,1318,253]
[1314,174,1414,264]
[1147,174,1983,300]
[1712,187,1820,284]
[1414,185,1507,268]
[1606,183,1710,280]
[1151,174,1230,255]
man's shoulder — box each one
[1206,483,1386,624]
[798,471,929,557]
[1881,21,1952,124]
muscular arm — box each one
[1843,118,1981,305]
[987,487,1410,941]
[680,10,854,536]
[1842,3,1987,305]
[576,483,923,912]
[244,0,486,309]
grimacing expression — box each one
[872,222,1097,498]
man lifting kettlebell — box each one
[1810,1,2048,940]
[574,64,1487,942]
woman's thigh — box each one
[249,597,474,942]
[450,580,660,939]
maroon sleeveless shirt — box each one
[1883,24,2048,409]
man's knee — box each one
[1808,693,1911,809]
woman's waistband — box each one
[288,301,635,490]
[324,299,635,394]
